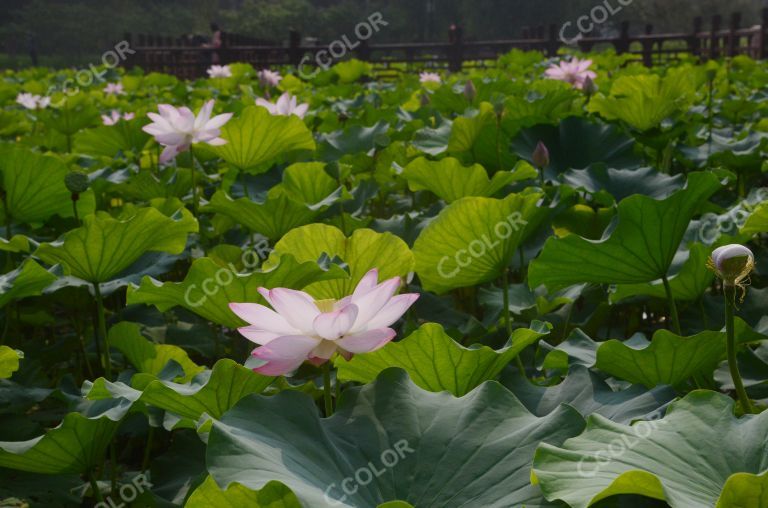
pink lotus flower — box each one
[103,82,125,95]
[255,92,309,119]
[419,72,442,84]
[16,93,50,110]
[544,58,597,89]
[207,65,232,78]
[258,69,282,88]
[101,110,135,126]
[230,269,419,376]
[142,100,233,163]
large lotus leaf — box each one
[107,322,203,382]
[318,121,389,160]
[87,359,274,430]
[127,254,347,328]
[0,411,120,474]
[679,130,768,170]
[540,329,600,371]
[742,202,768,235]
[212,106,315,173]
[0,145,95,224]
[186,475,301,508]
[402,157,535,203]
[335,322,550,396]
[413,192,545,293]
[503,365,676,424]
[448,102,517,170]
[205,191,321,241]
[512,117,640,176]
[0,259,57,309]
[529,172,722,291]
[265,224,414,300]
[611,243,714,303]
[587,68,701,131]
[595,322,763,388]
[0,234,34,253]
[276,162,342,206]
[532,391,768,508]
[206,368,585,508]
[73,119,150,158]
[411,120,452,156]
[562,166,684,201]
[0,347,22,379]
[35,207,197,283]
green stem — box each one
[89,471,105,503]
[142,426,155,472]
[322,361,333,417]
[662,275,681,335]
[724,284,753,414]
[190,147,199,216]
[503,268,526,376]
[72,197,80,227]
[93,283,112,379]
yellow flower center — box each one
[314,299,336,313]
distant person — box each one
[202,22,223,64]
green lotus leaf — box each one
[276,162,343,206]
[73,119,150,158]
[35,207,198,283]
[318,121,389,161]
[0,235,34,253]
[0,347,22,380]
[206,368,585,508]
[265,224,414,300]
[742,202,768,235]
[0,411,120,474]
[529,172,721,291]
[503,365,676,424]
[336,322,549,396]
[0,144,95,225]
[611,243,714,303]
[587,68,701,131]
[126,254,348,328]
[0,259,57,309]
[107,322,203,382]
[87,359,274,430]
[402,157,535,203]
[533,391,768,508]
[512,117,641,176]
[186,475,301,508]
[413,192,546,293]
[562,166,684,201]
[213,106,315,173]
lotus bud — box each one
[709,244,754,287]
[582,76,598,95]
[420,93,430,107]
[464,79,477,102]
[532,141,550,169]
[65,171,89,201]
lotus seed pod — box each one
[532,141,550,169]
[65,171,90,194]
[710,244,754,286]
[583,76,598,95]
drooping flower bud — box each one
[582,76,598,96]
[532,141,550,169]
[464,79,477,102]
[709,244,754,287]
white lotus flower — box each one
[101,110,135,126]
[255,92,309,119]
[207,65,232,78]
[258,69,282,88]
[419,72,442,84]
[16,93,50,110]
[709,244,754,286]
[103,82,125,95]
[142,100,233,163]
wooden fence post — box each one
[689,17,703,58]
[288,29,302,67]
[615,21,630,54]
[547,24,559,57]
[710,14,722,59]
[728,12,741,57]
[448,24,463,72]
[762,8,768,60]
[642,24,654,67]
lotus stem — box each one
[93,283,112,379]
[503,268,526,377]
[662,275,681,335]
[190,146,199,216]
[322,361,334,417]
[724,284,753,414]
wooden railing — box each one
[122,10,768,79]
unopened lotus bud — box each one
[464,79,477,102]
[420,93,430,107]
[582,76,598,95]
[65,171,89,200]
[709,244,754,286]
[532,141,550,168]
